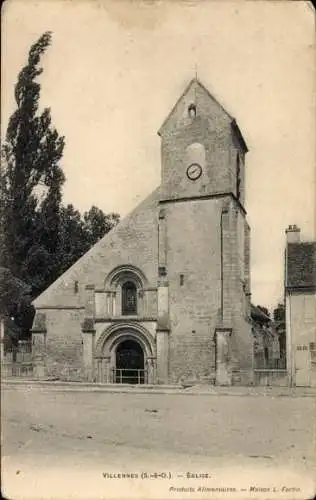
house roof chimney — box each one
[285,224,300,244]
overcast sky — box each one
[2,0,315,311]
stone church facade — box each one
[32,79,254,386]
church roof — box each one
[32,188,160,308]
[286,242,316,291]
[158,78,248,152]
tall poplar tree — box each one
[1,31,65,295]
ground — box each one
[1,383,315,500]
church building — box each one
[31,79,254,386]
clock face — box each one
[186,163,202,181]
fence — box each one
[1,340,33,378]
[112,368,147,384]
[2,361,34,378]
[253,350,287,386]
[254,353,286,370]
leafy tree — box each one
[0,267,35,344]
[83,206,120,247]
[1,31,119,294]
[1,31,120,343]
[57,204,120,275]
[1,31,65,295]
[0,267,29,318]
[273,303,285,323]
[58,204,87,275]
[256,305,270,318]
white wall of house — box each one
[286,292,316,386]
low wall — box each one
[1,360,33,378]
[254,369,288,387]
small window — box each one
[188,103,197,119]
[158,266,167,277]
[122,281,137,315]
[158,209,165,220]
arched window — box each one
[185,142,206,169]
[188,103,197,119]
[105,265,147,318]
[122,281,137,315]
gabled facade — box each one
[32,79,253,385]
[284,225,316,387]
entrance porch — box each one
[93,324,157,384]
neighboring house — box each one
[252,304,271,368]
[285,225,316,387]
[251,305,286,386]
[32,78,254,385]
[251,304,284,370]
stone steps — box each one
[2,378,316,397]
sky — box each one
[2,0,315,311]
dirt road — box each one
[2,385,315,499]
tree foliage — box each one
[256,305,270,318]
[83,206,120,248]
[0,267,29,317]
[0,267,35,341]
[273,303,285,323]
[1,31,65,295]
[1,32,120,342]
[58,204,119,276]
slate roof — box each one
[286,242,316,290]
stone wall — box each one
[159,81,246,204]
[32,79,253,385]
[33,189,160,310]
[36,308,85,380]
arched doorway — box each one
[95,323,156,384]
[115,339,145,384]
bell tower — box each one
[156,78,253,386]
[158,78,247,207]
